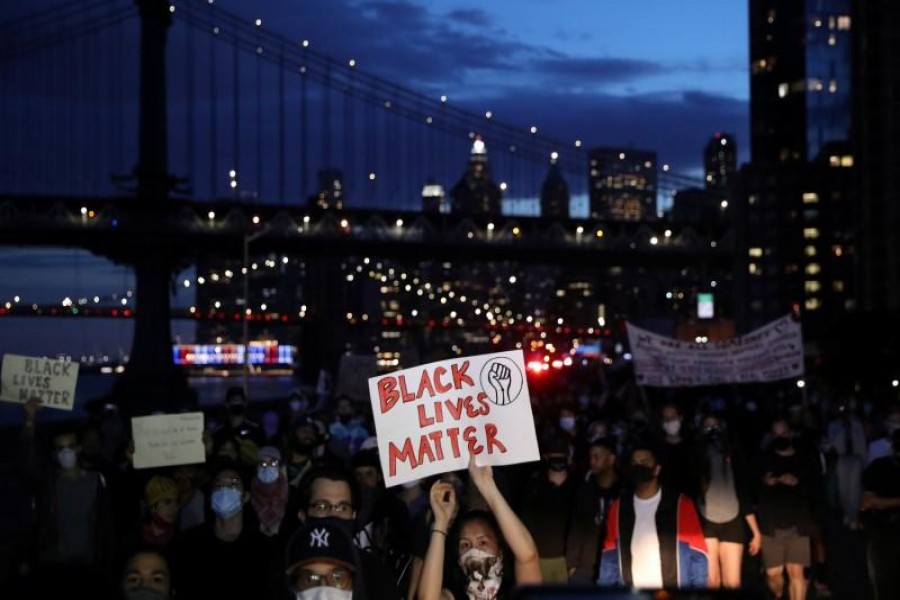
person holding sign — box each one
[19,397,115,576]
[419,456,541,600]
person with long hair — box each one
[418,457,541,600]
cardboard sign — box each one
[132,412,206,469]
[0,354,79,411]
[368,349,539,487]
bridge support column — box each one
[113,255,195,416]
[108,0,195,416]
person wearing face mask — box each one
[290,466,403,600]
[756,417,816,600]
[169,462,276,600]
[119,547,174,600]
[859,429,900,600]
[567,437,622,584]
[597,443,708,590]
[552,405,588,479]
[656,402,695,498]
[19,397,114,576]
[419,456,542,600]
[285,520,364,600]
[519,436,576,584]
[211,387,265,467]
[249,446,290,540]
[690,413,761,590]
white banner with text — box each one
[627,314,804,387]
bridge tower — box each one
[108,0,195,416]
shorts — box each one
[701,515,746,544]
[761,527,810,569]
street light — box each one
[243,226,271,397]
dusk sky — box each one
[0,0,750,359]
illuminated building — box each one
[739,0,856,347]
[539,153,570,219]
[449,135,502,215]
[587,147,657,221]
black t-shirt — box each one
[861,455,900,530]
[755,449,814,534]
[170,522,278,600]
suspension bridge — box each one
[0,0,731,415]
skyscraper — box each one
[853,0,900,314]
[740,0,856,342]
[449,135,502,215]
[587,147,657,221]
[704,133,737,192]
[540,153,570,219]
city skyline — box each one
[0,0,750,360]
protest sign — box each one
[132,412,206,469]
[627,313,804,387]
[0,354,79,411]
[368,349,539,487]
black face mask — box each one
[547,458,569,472]
[772,437,792,452]
[305,515,356,538]
[228,404,246,416]
[630,464,656,485]
[293,439,318,455]
[704,428,721,443]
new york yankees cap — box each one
[285,521,357,574]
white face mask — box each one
[663,419,681,436]
[458,548,503,600]
[295,588,352,600]
[57,447,78,470]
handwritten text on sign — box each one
[626,313,804,387]
[132,412,206,470]
[368,350,540,487]
[0,354,79,411]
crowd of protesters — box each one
[3,368,900,600]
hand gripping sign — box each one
[368,349,540,487]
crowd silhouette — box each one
[3,370,899,600]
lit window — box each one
[841,155,853,167]
[805,263,821,275]
[803,228,820,239]
[829,155,841,167]
[802,193,819,204]
[778,83,789,98]
[749,247,763,258]
[805,298,821,310]
[833,281,845,292]
[805,281,821,293]
[829,79,838,93]
[748,263,759,275]
[837,16,851,30]
[805,245,817,257]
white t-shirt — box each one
[630,488,663,589]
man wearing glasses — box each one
[295,466,402,599]
[285,520,357,599]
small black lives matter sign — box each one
[1,354,79,411]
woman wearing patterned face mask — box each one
[419,456,542,599]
